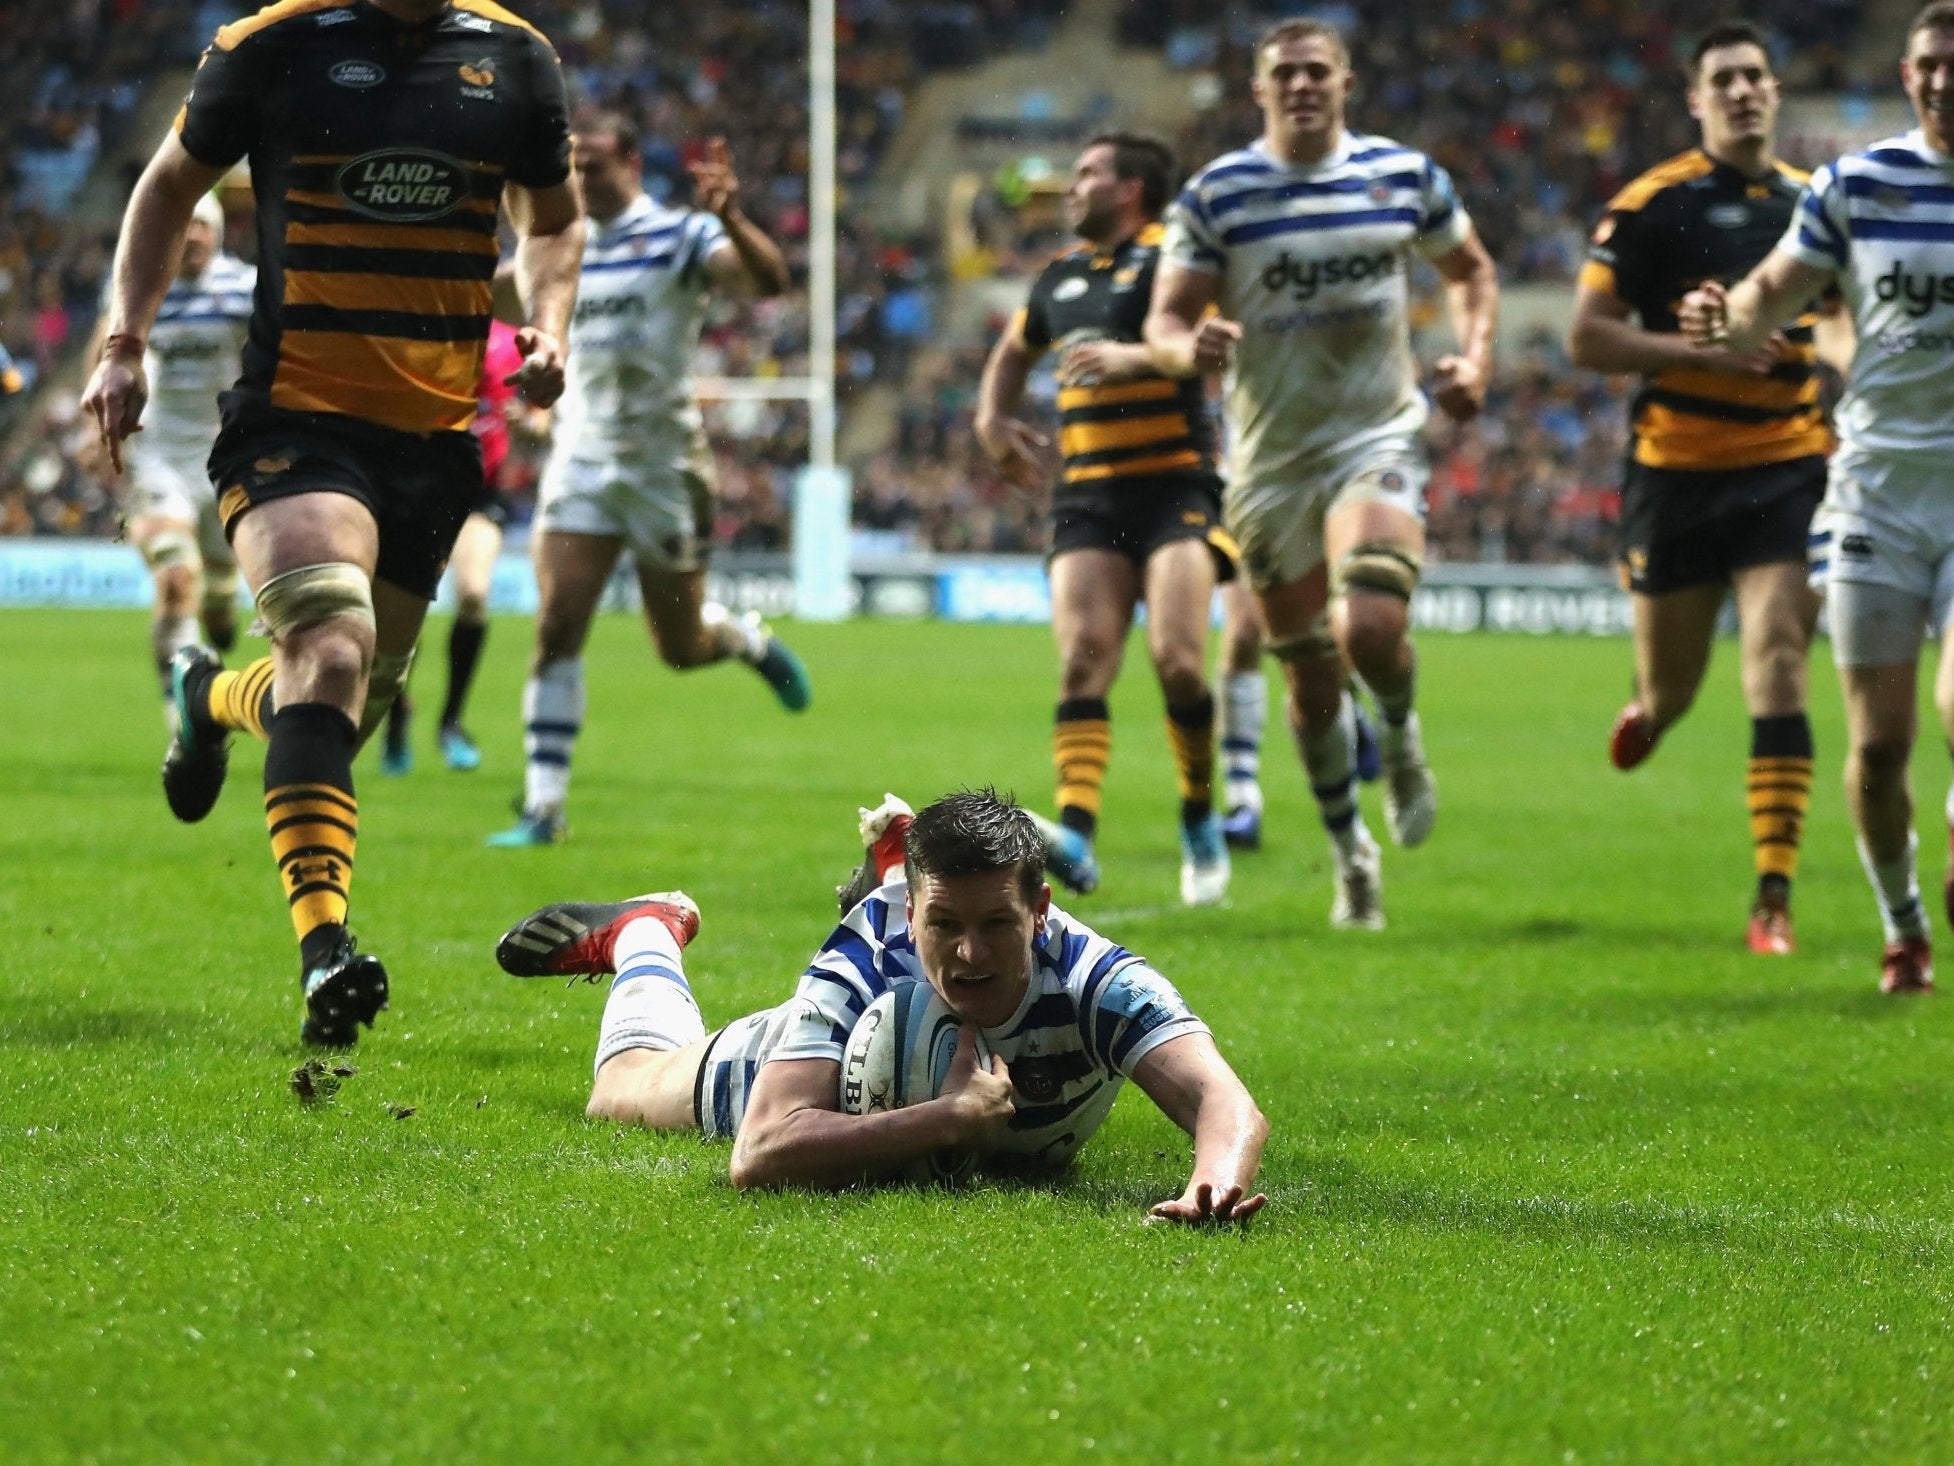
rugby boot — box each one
[837,793,915,913]
[380,696,413,776]
[1331,831,1386,931]
[299,934,391,1047]
[1610,701,1659,771]
[1029,811,1100,896]
[1179,812,1231,907]
[487,804,564,848]
[161,645,230,823]
[439,723,482,772]
[497,892,701,980]
[747,613,812,711]
[1380,712,1438,848]
[1879,936,1934,995]
[1746,897,1796,956]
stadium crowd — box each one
[0,0,1866,566]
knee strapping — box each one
[1333,541,1422,602]
[1266,610,1339,664]
[358,647,417,742]
[255,562,374,640]
[140,528,198,571]
[202,563,240,609]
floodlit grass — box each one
[2,609,1950,1462]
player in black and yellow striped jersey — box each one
[1568,21,1848,956]
[80,0,582,1047]
[976,133,1240,907]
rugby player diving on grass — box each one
[494,789,1269,1223]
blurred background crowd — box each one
[1,0,1875,564]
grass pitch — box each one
[2,609,1950,1462]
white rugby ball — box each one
[838,982,991,1185]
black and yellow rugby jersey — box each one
[175,0,570,436]
[1581,149,1830,472]
[1013,223,1214,486]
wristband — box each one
[102,333,147,360]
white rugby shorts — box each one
[124,442,233,568]
[535,451,715,574]
[1811,450,1954,666]
[1225,433,1428,591]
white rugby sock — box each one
[1221,670,1266,808]
[1297,691,1367,859]
[593,916,707,1077]
[700,601,765,665]
[1858,831,1926,941]
[522,657,583,816]
[152,614,199,674]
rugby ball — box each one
[838,982,990,1185]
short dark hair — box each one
[577,110,642,163]
[1911,2,1954,44]
[1084,131,1178,218]
[1255,18,1349,68]
[1690,21,1773,76]
[905,788,1047,903]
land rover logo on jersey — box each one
[1053,277,1089,302]
[336,149,469,221]
[1706,203,1749,229]
[328,60,385,88]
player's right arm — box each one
[80,132,227,473]
[974,309,1050,491]
[1680,249,1837,355]
[727,1031,1013,1191]
[1144,262,1239,377]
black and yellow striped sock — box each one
[1054,696,1111,838]
[263,704,359,973]
[1165,693,1216,825]
[1749,713,1814,903]
[207,656,278,741]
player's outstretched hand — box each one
[688,136,742,219]
[941,1026,1015,1149]
[975,413,1052,492]
[1428,353,1486,423]
[1678,280,1730,345]
[80,351,148,476]
[1148,1180,1268,1227]
[1191,316,1242,374]
[505,326,567,408]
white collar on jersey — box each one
[1903,128,1954,167]
[589,191,658,237]
[1253,128,1356,174]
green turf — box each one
[2,610,1950,1462]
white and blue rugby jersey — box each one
[550,193,728,465]
[142,251,253,458]
[1162,132,1471,490]
[768,880,1209,1168]
[1782,130,1954,455]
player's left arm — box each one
[503,177,584,408]
[1427,229,1499,422]
[1130,1031,1269,1225]
[693,138,792,298]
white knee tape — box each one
[254,562,374,639]
[140,528,199,571]
[358,647,417,741]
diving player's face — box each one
[907,868,1049,1030]
[1252,36,1352,151]
[1064,145,1127,240]
[1689,44,1779,154]
[1904,28,1954,150]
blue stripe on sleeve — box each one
[1221,206,1420,247]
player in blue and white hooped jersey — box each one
[490,115,811,848]
[494,789,1269,1223]
[99,192,253,712]
[1146,18,1499,931]
[1682,3,1954,996]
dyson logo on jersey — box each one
[335,149,469,222]
[1874,261,1954,319]
[574,293,648,323]
[153,339,225,362]
[1259,247,1399,301]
